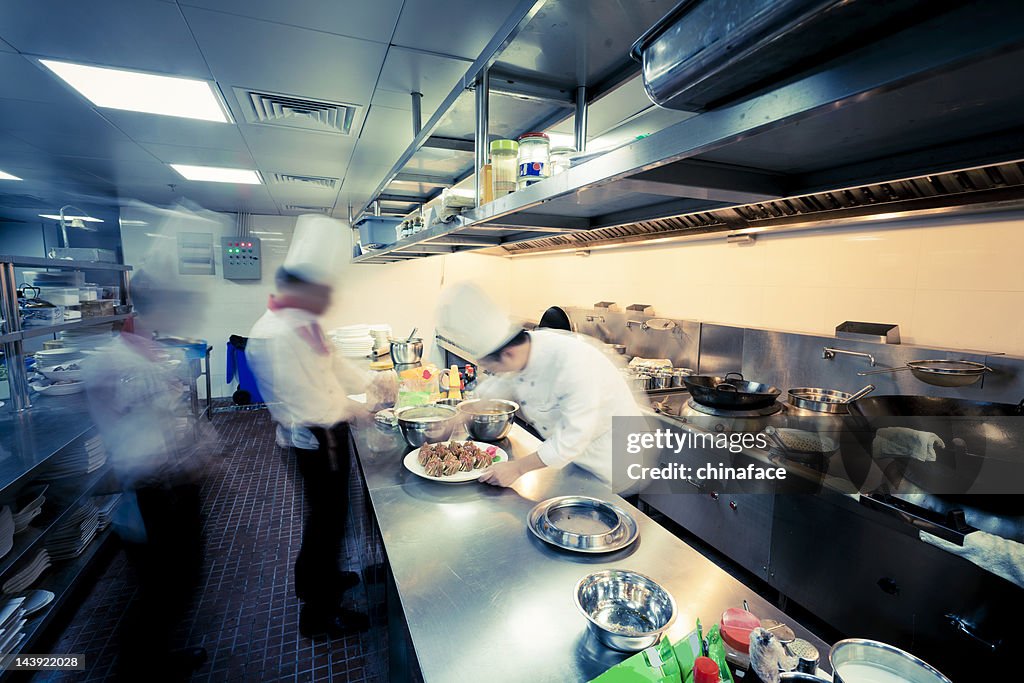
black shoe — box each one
[300,607,370,639]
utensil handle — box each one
[844,384,876,403]
[856,366,911,377]
[714,383,738,392]
[724,371,744,382]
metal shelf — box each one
[354,0,1024,263]
[0,256,131,272]
[18,314,133,341]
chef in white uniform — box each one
[436,282,643,489]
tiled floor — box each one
[36,408,389,682]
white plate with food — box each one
[403,441,509,483]
[38,363,83,382]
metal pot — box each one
[858,359,992,387]
[394,404,457,447]
[787,385,875,414]
[780,638,953,683]
[683,372,781,410]
[457,398,518,441]
[390,338,424,365]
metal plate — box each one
[527,495,639,554]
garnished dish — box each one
[403,440,509,484]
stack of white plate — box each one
[39,437,106,481]
[60,326,115,350]
[33,347,83,365]
[93,494,122,532]
[2,550,51,594]
[10,485,47,534]
[0,509,13,561]
[45,502,99,561]
[0,597,27,656]
[330,324,375,357]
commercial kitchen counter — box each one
[350,420,830,682]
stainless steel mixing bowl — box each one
[390,339,424,365]
[457,399,519,441]
[574,569,676,652]
[394,404,457,447]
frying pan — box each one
[858,359,992,387]
[683,372,781,410]
[847,395,1024,512]
[538,306,574,332]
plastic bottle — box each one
[694,656,722,683]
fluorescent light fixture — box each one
[39,214,103,222]
[250,230,283,235]
[259,238,285,242]
[40,59,230,123]
[170,164,262,184]
[0,169,22,181]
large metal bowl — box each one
[394,404,457,447]
[390,338,424,365]
[457,399,519,441]
[574,569,676,652]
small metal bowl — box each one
[457,399,519,441]
[433,398,464,408]
[539,496,624,551]
[390,339,424,365]
[574,569,677,652]
[394,404,457,447]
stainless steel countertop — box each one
[351,420,831,682]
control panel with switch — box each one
[222,237,261,280]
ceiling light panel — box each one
[40,59,230,123]
[0,170,22,181]
[170,164,262,184]
[38,214,104,222]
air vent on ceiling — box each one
[270,173,339,189]
[235,88,358,135]
[281,205,331,214]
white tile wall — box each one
[506,211,1024,356]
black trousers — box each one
[118,482,204,681]
[292,423,351,609]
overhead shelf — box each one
[18,314,134,341]
[0,256,131,272]
[353,0,1024,263]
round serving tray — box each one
[527,496,639,554]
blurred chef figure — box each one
[83,202,218,680]
[436,282,644,490]
[247,214,388,639]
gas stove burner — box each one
[685,398,784,418]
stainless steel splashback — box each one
[561,305,1024,400]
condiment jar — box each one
[490,139,519,198]
[516,132,550,190]
[550,146,574,175]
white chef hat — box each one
[436,281,522,360]
[282,214,345,287]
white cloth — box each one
[475,329,643,485]
[247,307,370,447]
[872,427,944,462]
[921,530,1024,588]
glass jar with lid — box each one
[490,139,519,199]
[550,146,575,175]
[516,132,550,190]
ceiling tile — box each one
[238,124,356,169]
[0,99,157,160]
[0,133,43,155]
[249,156,349,181]
[59,157,180,186]
[392,0,521,60]
[0,0,212,78]
[139,143,255,168]
[103,111,250,151]
[0,37,15,53]
[178,0,404,44]
[0,53,84,106]
[375,48,471,122]
[180,6,388,107]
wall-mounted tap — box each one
[822,347,876,366]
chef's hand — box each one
[478,460,525,487]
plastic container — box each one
[490,139,519,198]
[550,146,575,175]
[39,288,80,306]
[694,656,722,683]
[516,132,550,190]
[78,286,99,302]
[721,607,760,670]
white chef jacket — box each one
[247,306,370,449]
[475,329,643,485]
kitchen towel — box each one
[921,530,1024,588]
[872,427,944,462]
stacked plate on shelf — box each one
[0,509,13,561]
[45,502,99,561]
[10,485,47,534]
[92,494,122,532]
[38,436,106,481]
[2,549,51,595]
[0,596,27,657]
[60,326,116,350]
[330,324,375,357]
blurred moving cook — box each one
[247,214,387,639]
[436,282,643,489]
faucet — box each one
[822,347,876,366]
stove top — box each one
[684,398,784,418]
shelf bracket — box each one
[475,68,490,208]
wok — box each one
[538,306,574,332]
[683,372,781,410]
[847,395,1024,513]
